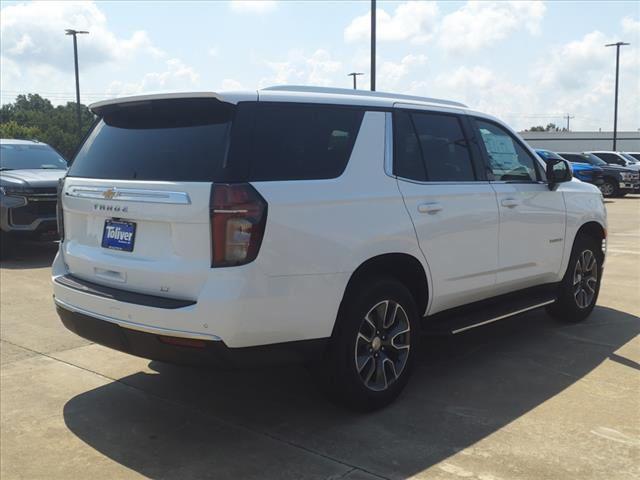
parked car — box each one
[559,152,639,197]
[53,87,606,410]
[535,149,604,187]
[587,151,640,171]
[1,139,68,258]
[626,152,640,162]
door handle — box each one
[417,202,443,214]
[501,198,519,208]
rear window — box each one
[69,99,364,182]
[69,98,235,181]
[243,103,364,181]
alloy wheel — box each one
[573,249,598,309]
[354,300,410,392]
[600,182,614,197]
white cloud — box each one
[229,1,277,14]
[260,49,342,87]
[344,1,439,44]
[0,1,164,72]
[533,29,640,130]
[431,66,537,127]
[537,31,613,90]
[622,16,640,36]
[379,54,427,87]
[106,58,200,97]
[221,78,244,90]
[438,1,546,53]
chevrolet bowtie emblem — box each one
[103,188,118,200]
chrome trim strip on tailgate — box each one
[66,185,191,205]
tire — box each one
[547,234,603,323]
[320,277,419,411]
[599,179,618,198]
[0,231,13,260]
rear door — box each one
[471,117,566,292]
[393,108,500,314]
[61,96,245,300]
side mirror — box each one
[546,159,572,190]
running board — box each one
[422,284,558,335]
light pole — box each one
[564,114,575,131]
[371,0,376,91]
[348,72,364,90]
[65,29,89,138]
[605,41,629,150]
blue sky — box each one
[1,1,639,131]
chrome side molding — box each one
[451,300,555,334]
[66,186,191,205]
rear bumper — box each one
[52,250,347,348]
[56,303,327,368]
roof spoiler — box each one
[89,92,225,116]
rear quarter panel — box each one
[250,111,429,336]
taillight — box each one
[210,183,267,267]
[56,177,65,241]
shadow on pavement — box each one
[63,306,639,479]
[0,241,58,270]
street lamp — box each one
[605,41,629,150]
[65,29,89,138]
[371,0,376,91]
[348,72,364,90]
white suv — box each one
[53,86,606,410]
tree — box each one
[0,94,94,159]
[524,123,568,133]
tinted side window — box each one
[561,154,587,164]
[247,103,364,181]
[393,111,426,181]
[411,112,475,181]
[596,153,620,164]
[475,119,538,182]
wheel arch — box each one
[576,221,606,248]
[334,253,429,337]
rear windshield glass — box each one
[69,98,235,181]
[1,144,67,171]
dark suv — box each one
[1,139,68,257]
[559,152,639,197]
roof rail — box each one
[262,85,468,108]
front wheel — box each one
[547,235,603,323]
[320,277,419,411]
[599,179,618,198]
[0,231,14,260]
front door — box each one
[472,118,566,293]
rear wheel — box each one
[321,277,419,411]
[547,234,603,323]
[599,179,618,198]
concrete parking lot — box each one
[1,197,638,480]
